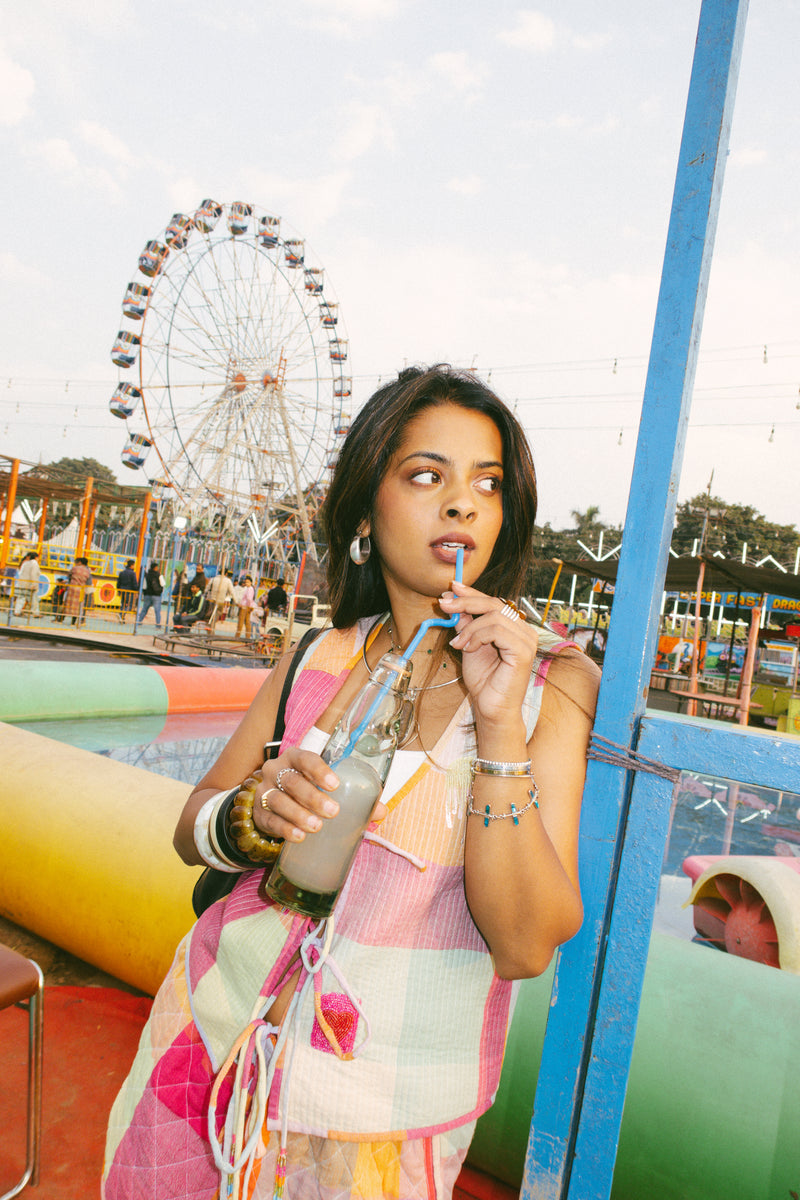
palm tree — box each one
[570,506,602,537]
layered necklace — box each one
[362,614,462,702]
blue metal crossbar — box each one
[514,2,799,1197]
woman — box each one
[64,556,92,626]
[103,365,598,1200]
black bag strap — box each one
[263,625,321,761]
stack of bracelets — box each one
[466,758,540,827]
[193,769,284,871]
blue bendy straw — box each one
[339,547,464,760]
[400,545,464,658]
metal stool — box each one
[0,944,43,1198]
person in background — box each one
[235,574,256,638]
[116,559,139,624]
[138,561,165,630]
[65,556,92,626]
[173,562,191,612]
[192,563,208,597]
[205,567,235,632]
[173,582,206,632]
[13,552,41,617]
[51,575,69,621]
[266,576,289,615]
[231,575,245,623]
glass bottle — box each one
[265,652,412,919]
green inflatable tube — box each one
[0,660,166,721]
[470,932,800,1200]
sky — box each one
[1,0,799,534]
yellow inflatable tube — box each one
[0,722,202,995]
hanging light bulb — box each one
[762,345,768,364]
[768,424,775,443]
[612,358,618,374]
[617,428,623,445]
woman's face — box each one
[371,402,504,609]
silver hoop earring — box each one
[349,534,371,565]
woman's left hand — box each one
[439,581,538,723]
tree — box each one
[42,456,117,486]
[673,494,800,564]
[570,505,602,538]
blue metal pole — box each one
[522,3,749,1197]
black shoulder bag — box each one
[191,627,321,917]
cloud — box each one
[330,102,394,162]
[497,10,556,52]
[511,111,618,137]
[447,175,482,196]
[25,136,125,201]
[225,168,354,235]
[729,145,768,167]
[78,120,137,168]
[0,251,50,289]
[32,137,80,173]
[496,10,611,54]
[0,43,35,125]
[297,0,398,39]
[427,51,488,100]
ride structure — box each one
[108,201,352,560]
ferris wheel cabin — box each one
[165,213,193,249]
[334,377,352,398]
[320,302,338,327]
[194,200,222,233]
[304,267,324,294]
[121,433,153,470]
[284,239,304,267]
[329,339,348,362]
[228,202,252,235]
[122,282,150,320]
[109,382,142,419]
[111,330,140,369]
[258,216,280,247]
[138,240,169,277]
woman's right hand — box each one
[252,750,343,844]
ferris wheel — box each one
[108,201,352,547]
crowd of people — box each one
[3,548,295,638]
[167,564,293,638]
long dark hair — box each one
[323,364,538,628]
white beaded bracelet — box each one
[193,791,245,873]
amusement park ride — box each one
[0,202,351,612]
[108,199,351,554]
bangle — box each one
[467,784,540,827]
[471,758,532,777]
[227,771,284,865]
[193,791,244,872]
[208,792,250,869]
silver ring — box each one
[499,601,523,623]
[275,767,297,792]
[260,787,282,811]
